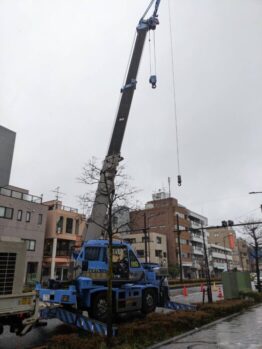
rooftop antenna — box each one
[51,186,65,202]
[168,177,171,197]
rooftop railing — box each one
[0,187,42,204]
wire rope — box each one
[168,0,181,186]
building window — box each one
[156,236,162,244]
[26,262,38,283]
[17,210,23,221]
[56,216,64,233]
[155,250,162,257]
[26,211,31,222]
[136,250,144,257]
[38,214,43,225]
[66,218,73,234]
[23,239,36,251]
[142,236,149,243]
[163,252,167,258]
[0,206,13,219]
[125,238,136,244]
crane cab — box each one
[79,240,145,285]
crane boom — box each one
[85,1,161,240]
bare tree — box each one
[78,158,138,343]
[241,220,262,292]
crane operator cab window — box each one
[112,246,144,282]
[112,247,129,280]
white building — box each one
[188,211,208,278]
[120,232,168,266]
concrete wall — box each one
[0,188,48,282]
[0,126,16,187]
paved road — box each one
[170,284,224,304]
[158,305,262,349]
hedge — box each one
[44,299,257,349]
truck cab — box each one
[79,240,145,285]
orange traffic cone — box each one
[218,287,223,299]
[200,283,204,292]
[183,285,188,297]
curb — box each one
[147,304,261,349]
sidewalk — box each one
[150,304,262,349]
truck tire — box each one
[89,292,109,322]
[141,289,156,315]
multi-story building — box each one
[237,238,250,271]
[208,227,241,271]
[0,185,48,283]
[0,125,16,187]
[42,200,86,281]
[187,211,208,278]
[208,244,233,276]
[130,192,192,276]
[120,231,167,266]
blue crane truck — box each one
[37,239,171,323]
[36,0,195,335]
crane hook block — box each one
[177,175,182,186]
[149,75,157,89]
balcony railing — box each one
[0,187,42,203]
[44,250,71,257]
[56,249,71,257]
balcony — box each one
[191,234,203,244]
[213,262,227,270]
[56,249,71,257]
[0,187,42,203]
[211,251,232,260]
[192,246,204,255]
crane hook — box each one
[149,75,157,88]
[177,175,182,186]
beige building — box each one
[208,227,241,272]
[120,231,167,266]
[0,185,48,283]
[42,200,86,281]
[237,238,250,271]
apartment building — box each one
[0,185,48,283]
[237,238,250,271]
[42,200,86,281]
[208,227,242,271]
[130,192,191,275]
[187,211,208,278]
[209,244,233,276]
[120,231,167,265]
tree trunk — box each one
[255,240,261,292]
[106,225,113,346]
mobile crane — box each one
[36,0,195,335]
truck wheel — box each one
[141,289,156,315]
[89,292,109,322]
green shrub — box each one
[239,290,262,303]
[199,299,252,317]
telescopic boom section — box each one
[85,1,161,240]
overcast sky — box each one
[1,0,262,226]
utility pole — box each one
[201,223,213,303]
[143,213,148,263]
[176,214,183,283]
